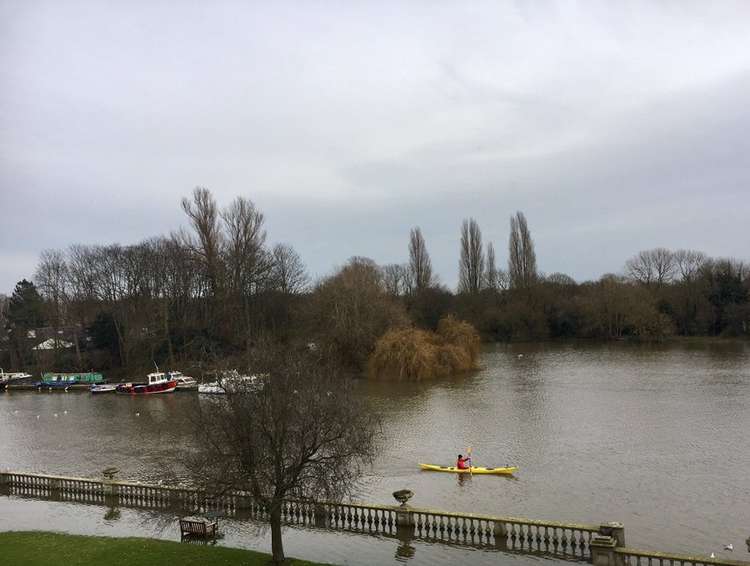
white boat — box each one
[198,371,261,395]
[198,381,225,395]
[90,383,117,394]
[0,370,33,389]
[168,371,198,391]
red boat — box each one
[116,372,177,395]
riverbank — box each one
[0,531,329,566]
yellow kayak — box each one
[419,463,518,475]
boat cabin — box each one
[147,372,169,385]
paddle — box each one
[467,446,473,476]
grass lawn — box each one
[0,531,330,566]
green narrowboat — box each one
[42,372,105,384]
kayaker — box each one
[456,454,471,470]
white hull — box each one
[198,382,225,395]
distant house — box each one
[26,326,85,347]
[32,338,74,351]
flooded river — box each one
[1,340,748,564]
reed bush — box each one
[368,316,480,380]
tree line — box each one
[1,188,748,374]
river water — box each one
[1,341,748,564]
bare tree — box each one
[546,272,577,286]
[485,242,498,290]
[181,187,224,297]
[309,257,408,370]
[34,249,69,330]
[408,227,433,292]
[0,294,8,331]
[382,263,411,296]
[673,249,706,283]
[187,346,380,564]
[458,219,484,294]
[222,196,268,296]
[269,243,309,294]
[625,248,676,286]
[508,211,537,290]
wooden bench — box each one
[179,518,218,541]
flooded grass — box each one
[0,531,330,566]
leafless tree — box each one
[625,248,676,286]
[34,249,70,329]
[673,249,706,283]
[308,257,408,370]
[181,187,224,297]
[269,243,309,294]
[484,242,498,290]
[222,196,269,296]
[408,227,433,292]
[545,272,577,286]
[382,263,411,296]
[508,211,537,290]
[187,346,380,564]
[0,294,9,335]
[495,269,510,291]
[458,219,484,294]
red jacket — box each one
[456,457,470,469]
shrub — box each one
[368,316,480,380]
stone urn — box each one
[392,489,413,507]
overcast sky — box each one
[1,1,749,294]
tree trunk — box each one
[74,326,82,369]
[163,300,174,366]
[270,498,285,564]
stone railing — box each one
[607,546,749,566]
[1,470,748,565]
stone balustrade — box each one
[1,470,748,566]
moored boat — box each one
[90,383,117,394]
[198,371,261,395]
[116,372,177,395]
[34,374,79,391]
[42,372,104,384]
[419,463,518,475]
[0,370,33,390]
[198,381,224,395]
[168,371,198,391]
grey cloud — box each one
[2,1,750,292]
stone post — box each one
[590,534,617,566]
[313,504,328,528]
[102,480,119,497]
[101,468,120,509]
[395,506,414,534]
[391,490,414,538]
[598,522,625,547]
